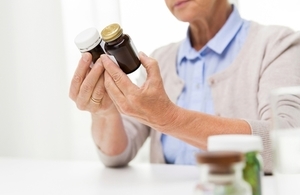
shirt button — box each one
[210,79,215,85]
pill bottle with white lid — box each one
[207,135,263,195]
[74,27,105,64]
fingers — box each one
[89,73,105,107]
[69,53,92,101]
[104,71,125,112]
[101,54,137,95]
[138,52,161,82]
[76,57,105,109]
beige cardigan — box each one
[97,22,300,173]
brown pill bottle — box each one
[101,23,141,74]
[74,27,105,64]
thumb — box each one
[138,51,161,78]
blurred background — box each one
[0,0,299,163]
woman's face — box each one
[164,0,219,22]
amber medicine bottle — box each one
[101,23,141,74]
[74,27,105,64]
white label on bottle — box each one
[100,39,106,52]
[130,39,140,60]
[100,39,119,66]
[108,55,119,67]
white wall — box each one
[0,0,74,160]
[239,0,300,30]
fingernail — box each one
[100,54,109,62]
[101,54,118,66]
[139,51,148,58]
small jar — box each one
[100,23,141,74]
[194,151,252,195]
[207,135,263,195]
[74,27,106,64]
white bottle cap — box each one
[74,27,101,52]
[207,134,263,153]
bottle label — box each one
[100,39,106,52]
[100,39,119,66]
[108,55,119,66]
[130,39,140,60]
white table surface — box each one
[0,157,275,195]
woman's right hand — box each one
[69,53,128,159]
[69,52,116,115]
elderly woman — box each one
[69,0,300,173]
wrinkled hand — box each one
[69,52,116,115]
[102,52,175,127]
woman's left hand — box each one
[100,52,176,128]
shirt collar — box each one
[177,5,244,64]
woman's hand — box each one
[101,52,176,128]
[69,53,128,157]
[69,52,117,115]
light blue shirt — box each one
[161,5,250,165]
